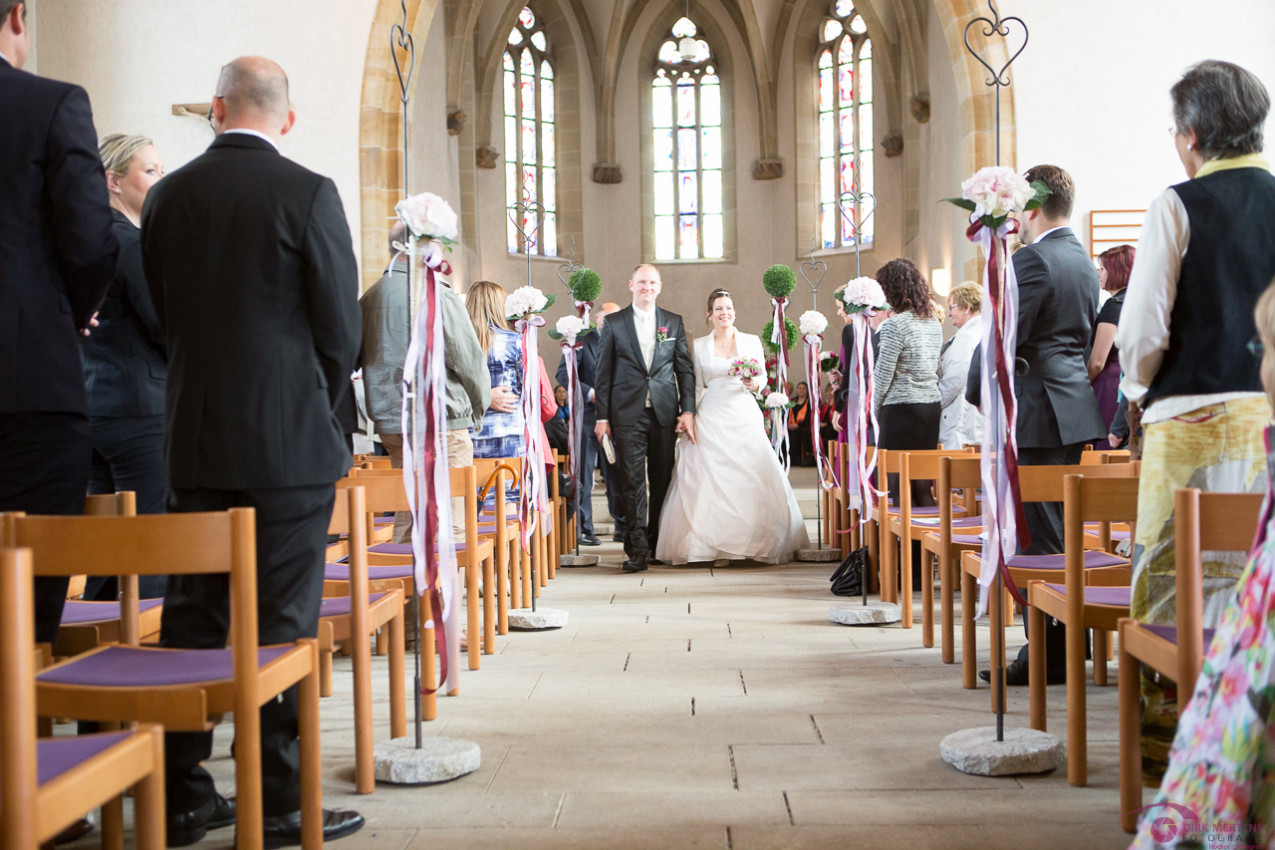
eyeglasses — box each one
[1247,334,1265,359]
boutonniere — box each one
[656,326,670,343]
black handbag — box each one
[829,547,868,597]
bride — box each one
[656,288,810,565]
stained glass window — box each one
[504,6,557,256]
[818,1,873,249]
[652,16,723,260]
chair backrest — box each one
[76,491,143,644]
[1173,488,1265,694]
[1,546,40,847]
[327,486,370,631]
[1062,473,1140,590]
[1018,461,1140,504]
[448,466,479,550]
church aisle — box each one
[64,470,1134,849]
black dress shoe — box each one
[167,793,236,847]
[612,533,625,542]
[579,533,602,546]
[647,558,666,566]
[622,557,648,572]
[260,808,364,848]
[978,658,1065,686]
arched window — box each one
[504,6,557,256]
[818,1,873,249]
[652,16,723,260]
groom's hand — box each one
[677,412,696,444]
[595,421,611,443]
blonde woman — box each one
[465,281,524,461]
[80,134,166,599]
[937,281,983,450]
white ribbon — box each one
[845,312,882,525]
[804,335,836,492]
[515,315,551,550]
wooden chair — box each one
[4,508,323,848]
[958,462,1138,697]
[474,459,522,633]
[1118,488,1263,829]
[1,546,166,850]
[317,484,406,794]
[876,447,975,608]
[54,492,164,659]
[1026,472,1140,786]
[921,456,986,663]
[829,442,851,558]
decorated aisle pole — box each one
[763,264,798,468]
[396,192,461,699]
[504,286,556,562]
[833,279,889,530]
[798,310,837,504]
[548,268,602,518]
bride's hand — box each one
[741,377,755,391]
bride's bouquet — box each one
[727,357,763,381]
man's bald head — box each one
[213,56,293,136]
[596,301,621,328]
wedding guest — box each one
[594,301,627,541]
[787,381,813,466]
[554,384,569,420]
[1087,244,1135,449]
[80,134,167,601]
[872,258,943,506]
[1,0,118,649]
[466,281,525,506]
[937,281,982,450]
[360,222,489,542]
[819,383,837,447]
[1130,277,1275,849]
[1116,59,1275,777]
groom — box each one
[594,264,696,572]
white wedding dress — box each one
[656,332,810,565]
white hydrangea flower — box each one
[395,192,459,241]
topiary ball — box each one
[569,268,603,302]
[762,264,797,299]
[761,317,800,353]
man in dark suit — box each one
[140,56,363,846]
[594,264,696,572]
[0,0,118,644]
[557,319,602,546]
[970,164,1105,685]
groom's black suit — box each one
[594,304,695,561]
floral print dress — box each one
[1132,435,1275,848]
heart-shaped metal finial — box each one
[799,238,828,292]
[556,235,582,290]
[963,1,1029,89]
[390,1,416,105]
[507,178,544,253]
[837,189,877,241]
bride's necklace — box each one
[712,328,736,358]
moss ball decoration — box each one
[761,317,800,353]
[568,268,603,302]
[762,264,797,299]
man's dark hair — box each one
[1172,60,1269,160]
[0,1,26,24]
[1024,164,1075,221]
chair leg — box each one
[961,567,977,689]
[1094,629,1109,687]
[376,627,388,656]
[882,524,897,604]
[521,541,534,605]
[921,546,934,646]
[353,618,374,794]
[319,648,333,699]
[389,607,406,740]
[900,530,913,629]
[134,727,165,850]
[102,796,124,850]
[940,549,955,664]
[1067,618,1088,786]
[466,558,481,671]
[1118,632,1141,833]
[482,553,496,655]
[298,654,323,849]
[420,597,438,720]
[1028,605,1047,731]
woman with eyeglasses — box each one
[1115,60,1275,785]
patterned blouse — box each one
[472,325,525,458]
[872,311,942,415]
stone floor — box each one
[69,467,1138,849]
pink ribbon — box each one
[515,314,551,550]
[804,335,837,491]
[560,337,584,495]
[968,216,1029,614]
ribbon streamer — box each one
[515,315,552,550]
[804,335,837,491]
[400,236,459,695]
[770,296,792,468]
[560,337,584,494]
[843,312,881,526]
[970,216,1030,616]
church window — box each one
[652,16,723,260]
[504,6,557,256]
[818,1,873,249]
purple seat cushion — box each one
[37,645,294,687]
[1141,623,1217,647]
[318,592,390,619]
[1006,551,1126,571]
[60,598,163,625]
[886,505,943,516]
[37,731,133,785]
[951,516,983,528]
[952,534,983,545]
[325,562,413,582]
[1042,583,1131,608]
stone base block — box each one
[939,726,1062,776]
[829,602,901,625]
[373,736,481,785]
[507,607,569,630]
[797,547,841,562]
[560,554,600,567]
